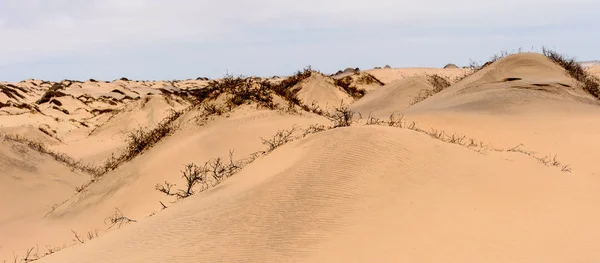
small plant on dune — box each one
[302,124,329,137]
[325,102,360,127]
[71,230,85,244]
[22,246,40,262]
[176,163,206,198]
[261,126,297,152]
[104,208,137,230]
[542,47,600,99]
[206,152,242,183]
[387,113,405,128]
[365,113,384,125]
[302,100,325,116]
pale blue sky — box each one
[0,0,598,81]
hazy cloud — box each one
[0,0,598,80]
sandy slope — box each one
[365,67,467,84]
[4,53,600,262]
[37,126,600,263]
[350,76,434,118]
[296,74,354,110]
[0,137,89,257]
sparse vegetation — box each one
[542,47,600,99]
[0,133,99,176]
[0,84,26,101]
[261,126,297,152]
[356,73,384,86]
[105,208,137,230]
[325,102,360,127]
[333,76,367,99]
[156,151,243,198]
[358,113,572,172]
[37,83,67,104]
[409,74,451,106]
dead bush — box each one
[261,126,297,152]
[326,102,360,127]
[157,151,242,199]
[177,163,206,198]
[542,47,600,99]
[104,208,137,230]
[426,74,451,92]
[366,113,384,125]
[302,124,328,137]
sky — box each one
[0,0,598,81]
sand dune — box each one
[350,76,434,118]
[3,51,600,262]
[37,126,600,263]
[295,73,354,110]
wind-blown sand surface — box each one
[2,53,600,262]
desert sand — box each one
[2,52,600,262]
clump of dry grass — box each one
[505,144,572,173]
[333,76,366,99]
[356,73,384,85]
[542,47,600,99]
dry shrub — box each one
[122,109,183,161]
[261,126,297,152]
[356,73,384,85]
[156,151,242,198]
[426,74,451,92]
[302,124,328,137]
[542,47,600,99]
[333,76,366,99]
[326,102,360,127]
[188,67,313,111]
[104,208,136,230]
